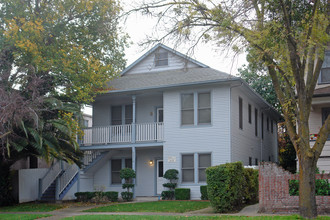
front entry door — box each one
[156,160,165,195]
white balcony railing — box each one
[81,122,164,146]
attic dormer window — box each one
[155,52,168,67]
[319,50,330,84]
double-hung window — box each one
[111,105,133,125]
[181,92,211,126]
[319,51,330,84]
[181,153,211,183]
[111,159,122,184]
[182,154,194,182]
[111,158,132,184]
[155,52,168,67]
[198,93,211,124]
[198,154,211,182]
[181,94,194,125]
[322,108,330,140]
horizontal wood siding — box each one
[163,85,231,199]
[125,48,199,75]
[93,94,163,127]
[230,87,278,165]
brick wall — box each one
[259,162,330,214]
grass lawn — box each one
[0,203,65,212]
[85,201,210,213]
[62,215,330,220]
[0,214,51,220]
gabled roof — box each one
[121,43,209,75]
[108,67,235,92]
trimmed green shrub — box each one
[74,192,94,202]
[206,162,244,213]
[121,192,133,201]
[175,188,190,200]
[163,183,177,189]
[104,191,118,202]
[162,169,179,200]
[200,185,208,200]
[242,168,259,204]
[161,190,175,200]
[164,169,179,180]
[120,168,136,201]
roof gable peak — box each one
[121,43,209,75]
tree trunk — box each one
[299,155,317,219]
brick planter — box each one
[259,162,330,214]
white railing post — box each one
[132,95,136,143]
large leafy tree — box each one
[137,0,330,218]
[0,0,126,204]
[238,50,281,112]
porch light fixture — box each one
[149,160,154,166]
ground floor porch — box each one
[79,145,165,197]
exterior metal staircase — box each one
[82,150,108,172]
[38,151,106,201]
[38,161,79,201]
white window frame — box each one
[154,52,168,67]
[181,152,212,184]
[181,91,211,127]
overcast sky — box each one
[84,1,248,115]
[121,1,248,76]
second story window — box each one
[181,92,211,126]
[111,105,133,125]
[198,93,211,124]
[181,93,194,125]
[322,108,330,140]
[239,97,243,129]
[319,51,330,84]
[255,108,258,136]
[155,52,168,67]
[248,104,252,124]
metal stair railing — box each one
[58,163,79,198]
[83,150,103,168]
[38,161,62,200]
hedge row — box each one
[74,191,118,202]
[206,162,258,213]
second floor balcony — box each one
[80,122,164,146]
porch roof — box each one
[106,67,237,92]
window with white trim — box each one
[181,94,194,125]
[181,92,211,126]
[322,108,330,140]
[111,105,133,125]
[111,158,132,184]
[111,159,121,184]
[181,153,211,183]
[319,51,330,84]
[239,97,243,129]
[248,104,252,124]
[198,154,211,182]
[155,52,168,67]
[198,93,211,124]
[182,154,194,182]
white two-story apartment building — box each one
[33,44,280,202]
[73,44,281,199]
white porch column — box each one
[132,146,136,198]
[132,95,136,143]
